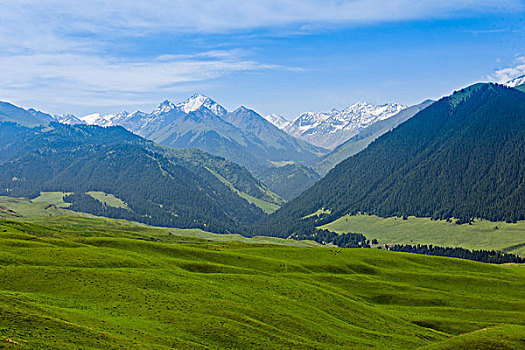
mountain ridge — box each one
[284,101,406,149]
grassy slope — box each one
[205,168,281,214]
[0,219,524,349]
[87,191,129,210]
[320,214,525,256]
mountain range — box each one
[258,83,525,237]
[271,101,406,149]
[68,95,327,175]
[312,100,434,175]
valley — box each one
[0,68,525,350]
[2,4,525,349]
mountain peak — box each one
[153,100,176,115]
[53,114,85,125]
[235,106,252,112]
[176,94,227,116]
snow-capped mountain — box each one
[78,111,131,127]
[175,93,227,116]
[52,114,85,125]
[70,94,326,173]
[505,75,525,88]
[285,102,406,149]
[264,113,290,129]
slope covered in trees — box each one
[0,122,276,233]
[257,83,525,237]
[257,163,320,200]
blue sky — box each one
[1,1,524,119]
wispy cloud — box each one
[488,56,525,83]
[0,51,277,108]
[2,0,521,38]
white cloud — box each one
[488,56,525,83]
[2,1,521,36]
[0,51,278,109]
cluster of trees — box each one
[389,244,525,264]
[291,229,369,248]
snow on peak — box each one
[153,100,177,115]
[53,114,85,125]
[264,113,290,129]
[79,111,129,127]
[285,101,406,149]
[79,113,103,125]
[505,75,525,88]
[175,94,227,116]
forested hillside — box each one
[257,83,525,237]
[0,122,277,233]
[257,163,320,200]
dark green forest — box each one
[256,163,320,200]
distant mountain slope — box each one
[75,94,326,173]
[312,100,434,175]
[285,102,405,149]
[257,163,320,201]
[0,101,54,125]
[0,122,281,233]
[160,147,283,206]
[263,113,289,129]
[223,106,326,163]
[257,83,525,237]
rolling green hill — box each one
[0,122,282,234]
[0,217,524,349]
[258,83,525,238]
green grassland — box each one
[0,195,75,218]
[86,191,130,210]
[0,218,524,349]
[320,214,525,256]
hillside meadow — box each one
[0,217,524,349]
[321,214,525,256]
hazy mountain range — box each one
[264,101,406,149]
[64,95,327,175]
